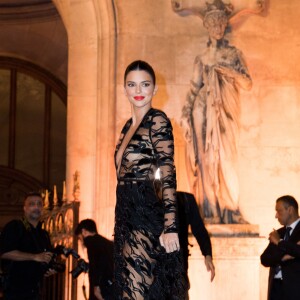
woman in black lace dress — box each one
[114,60,188,299]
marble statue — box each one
[172,0,265,223]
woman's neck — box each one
[131,105,152,125]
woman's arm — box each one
[151,111,180,253]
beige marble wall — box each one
[188,236,269,300]
[115,0,300,237]
[235,0,300,237]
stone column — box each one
[65,0,98,220]
[53,0,117,238]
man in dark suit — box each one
[260,195,300,300]
[176,191,215,298]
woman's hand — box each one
[159,232,180,253]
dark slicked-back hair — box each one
[23,191,43,203]
[75,219,98,235]
[124,60,156,86]
[276,195,299,212]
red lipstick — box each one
[134,96,145,101]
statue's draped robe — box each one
[183,41,251,216]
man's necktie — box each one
[274,226,292,276]
[284,226,292,241]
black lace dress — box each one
[114,108,188,300]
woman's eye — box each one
[142,83,151,87]
[127,83,135,87]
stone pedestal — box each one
[206,224,260,237]
[187,225,269,300]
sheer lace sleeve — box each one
[150,111,177,233]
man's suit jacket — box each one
[260,220,300,300]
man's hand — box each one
[34,251,53,264]
[204,255,215,282]
[159,232,180,253]
[281,254,295,261]
[94,286,104,300]
[269,229,281,245]
[281,240,300,261]
[44,268,57,277]
[1,250,53,263]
